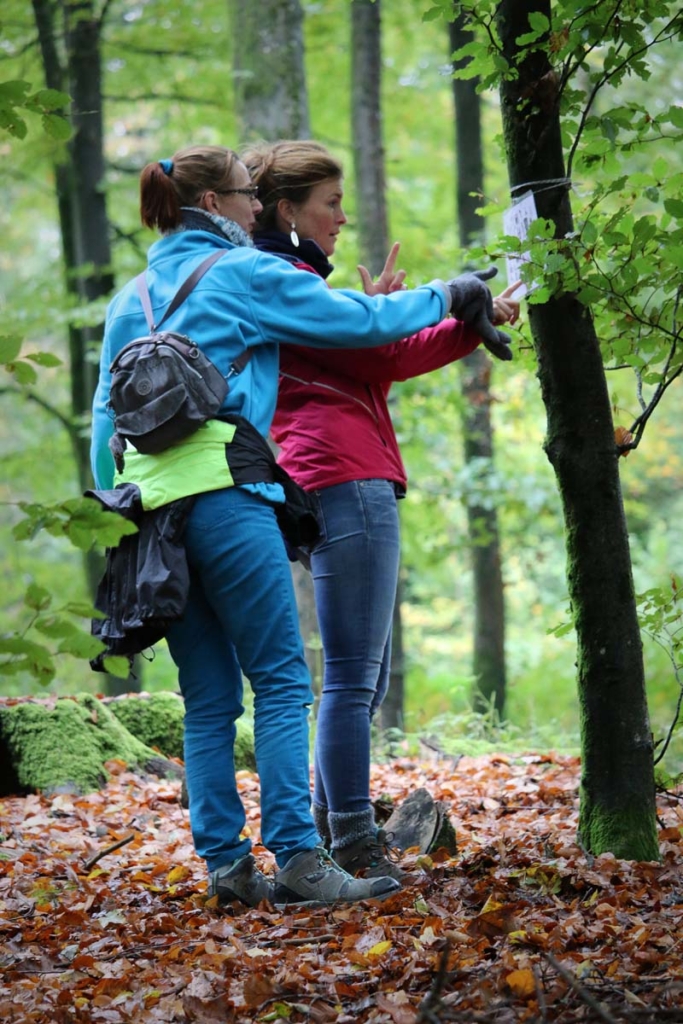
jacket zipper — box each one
[280,371,380,424]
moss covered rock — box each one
[106,690,256,771]
[0,694,182,797]
[108,692,186,760]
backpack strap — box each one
[228,348,252,377]
[135,249,226,332]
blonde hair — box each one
[140,146,241,231]
[241,140,343,231]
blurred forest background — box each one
[1,0,682,769]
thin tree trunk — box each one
[351,0,406,730]
[230,0,319,685]
[381,575,405,734]
[496,0,657,859]
[449,9,507,716]
[351,0,388,273]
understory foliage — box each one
[1,755,682,1022]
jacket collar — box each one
[253,229,334,279]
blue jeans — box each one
[311,479,400,815]
[166,486,319,871]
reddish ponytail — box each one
[140,162,181,231]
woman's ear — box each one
[276,197,296,229]
[201,191,221,214]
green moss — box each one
[234,717,256,772]
[579,787,660,861]
[0,693,162,795]
[109,691,256,771]
[109,692,186,760]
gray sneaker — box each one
[333,828,408,883]
[273,846,401,907]
[208,853,274,907]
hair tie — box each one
[159,159,174,176]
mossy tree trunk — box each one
[32,0,137,697]
[496,0,658,859]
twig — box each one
[415,939,451,1023]
[541,950,619,1024]
[256,933,336,948]
[83,833,135,871]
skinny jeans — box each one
[166,486,319,871]
[310,479,400,815]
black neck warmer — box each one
[254,229,334,280]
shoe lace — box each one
[316,847,346,873]
[370,829,401,864]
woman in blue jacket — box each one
[91,144,504,909]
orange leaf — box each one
[614,425,634,454]
[506,967,536,998]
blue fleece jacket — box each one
[91,228,449,489]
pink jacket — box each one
[271,319,481,492]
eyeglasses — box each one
[217,186,259,199]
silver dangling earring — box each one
[290,222,300,247]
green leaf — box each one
[663,198,683,219]
[42,112,72,141]
[57,632,103,658]
[27,351,63,368]
[32,88,70,112]
[25,583,52,612]
[10,360,38,385]
[64,601,99,617]
[0,637,55,684]
[102,655,132,679]
[0,80,32,102]
[34,616,77,639]
[0,335,23,362]
[528,11,550,33]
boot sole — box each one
[272,885,400,910]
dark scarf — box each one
[254,229,334,280]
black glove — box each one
[447,267,513,362]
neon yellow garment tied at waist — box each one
[115,419,238,510]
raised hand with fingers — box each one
[492,281,522,326]
[358,242,407,296]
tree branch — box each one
[566,14,682,179]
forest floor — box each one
[1,752,682,1024]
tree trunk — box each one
[230,0,319,685]
[351,0,407,730]
[32,0,136,695]
[496,0,658,860]
[351,0,388,273]
[449,9,507,716]
[381,574,406,734]
[230,0,310,140]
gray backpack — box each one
[108,250,239,456]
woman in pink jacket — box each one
[243,140,519,881]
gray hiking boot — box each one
[208,853,274,907]
[273,846,401,907]
[333,828,408,882]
